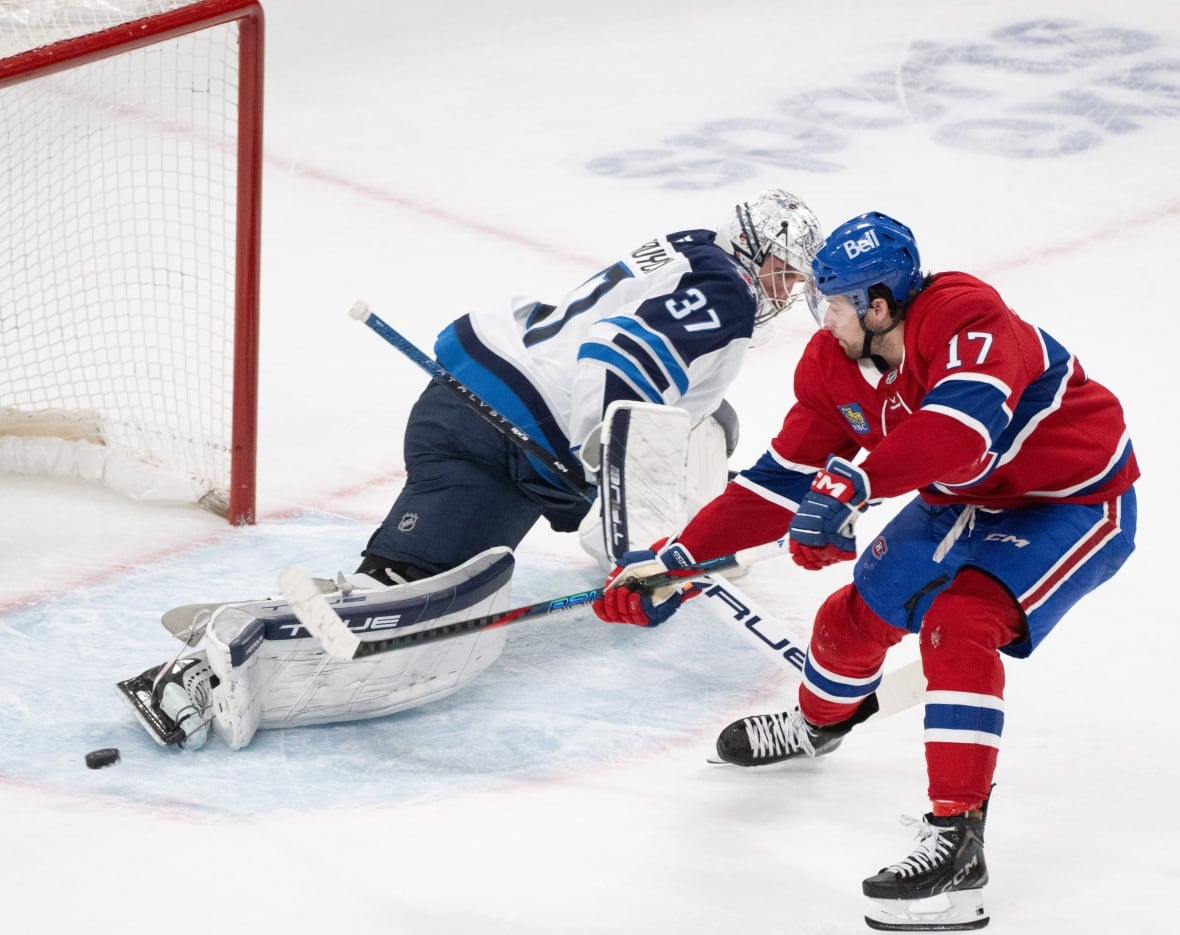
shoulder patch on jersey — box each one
[630,237,674,274]
[838,403,871,435]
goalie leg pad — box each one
[203,547,516,749]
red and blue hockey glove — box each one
[592,538,701,627]
[788,456,871,570]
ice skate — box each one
[116,655,219,750]
[713,693,878,766]
[863,808,989,931]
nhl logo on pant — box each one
[398,512,418,532]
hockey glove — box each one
[788,456,871,570]
[592,538,701,627]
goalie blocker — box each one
[118,547,515,750]
[579,399,738,571]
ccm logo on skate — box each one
[940,854,981,893]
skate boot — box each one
[863,807,990,931]
[116,655,219,750]
[714,693,878,766]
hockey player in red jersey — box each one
[593,212,1138,930]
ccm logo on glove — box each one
[788,456,872,570]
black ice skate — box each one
[713,693,878,766]
[116,655,219,750]
[863,807,989,931]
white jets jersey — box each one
[434,229,760,488]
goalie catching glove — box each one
[592,538,701,627]
[788,455,872,570]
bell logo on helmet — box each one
[841,228,881,260]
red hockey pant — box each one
[800,569,1024,810]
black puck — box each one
[85,748,120,769]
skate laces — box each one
[883,815,954,878]
[742,709,816,759]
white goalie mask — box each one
[719,189,822,327]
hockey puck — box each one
[85,748,120,769]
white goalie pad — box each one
[201,547,515,749]
[579,400,732,570]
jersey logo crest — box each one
[838,403,870,435]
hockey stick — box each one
[349,300,593,502]
[693,574,925,719]
[278,540,791,661]
[278,561,927,720]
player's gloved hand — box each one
[788,456,871,570]
[592,538,701,627]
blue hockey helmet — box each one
[810,212,924,317]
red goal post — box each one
[0,1,264,525]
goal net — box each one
[0,0,263,524]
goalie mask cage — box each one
[0,0,263,525]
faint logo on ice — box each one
[588,19,1179,188]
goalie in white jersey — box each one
[359,188,823,584]
[118,189,822,752]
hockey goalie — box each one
[118,547,517,750]
[115,188,822,748]
[117,400,734,750]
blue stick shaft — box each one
[350,302,592,501]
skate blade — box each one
[115,674,186,747]
[865,889,989,931]
[705,737,842,768]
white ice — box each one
[2,1,1177,932]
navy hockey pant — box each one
[363,381,593,577]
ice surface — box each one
[1,1,1176,932]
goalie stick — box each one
[349,300,593,502]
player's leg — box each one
[361,382,547,581]
[119,547,516,750]
[713,583,902,765]
[862,490,1137,929]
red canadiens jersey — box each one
[678,272,1139,559]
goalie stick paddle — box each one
[278,542,791,661]
[349,300,593,503]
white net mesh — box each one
[0,2,193,57]
[0,1,252,515]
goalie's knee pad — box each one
[203,547,515,749]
